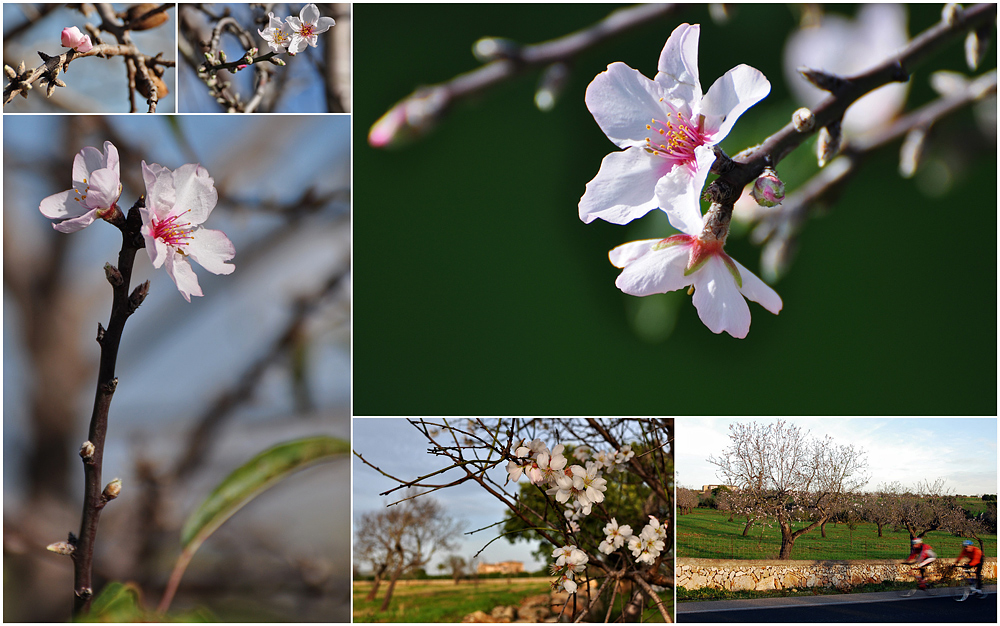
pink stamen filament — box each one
[299,24,314,37]
[645,104,705,163]
[151,211,195,247]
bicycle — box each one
[897,564,940,597]
[953,565,988,602]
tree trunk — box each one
[379,566,404,612]
[742,518,753,536]
[820,520,827,538]
[778,526,796,559]
[365,561,388,601]
[876,522,884,538]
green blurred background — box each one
[353,4,996,415]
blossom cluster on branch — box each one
[38,141,235,301]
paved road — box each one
[679,587,997,622]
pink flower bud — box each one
[751,168,785,207]
[61,26,93,53]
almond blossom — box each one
[579,23,770,232]
[139,161,234,302]
[258,12,293,53]
[61,26,93,53]
[609,202,782,339]
[286,3,336,55]
[39,141,121,233]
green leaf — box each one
[80,582,142,622]
[180,436,349,551]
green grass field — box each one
[678,508,998,560]
[353,578,552,623]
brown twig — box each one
[71,199,148,616]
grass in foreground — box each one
[353,578,552,623]
[678,508,997,560]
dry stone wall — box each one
[678,557,997,592]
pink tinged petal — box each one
[613,241,692,297]
[84,167,120,209]
[39,189,80,219]
[102,141,120,178]
[579,148,670,224]
[585,62,674,149]
[53,208,99,233]
[73,145,105,183]
[609,238,666,268]
[288,37,309,54]
[701,64,771,140]
[171,164,218,224]
[655,23,702,104]
[732,258,783,314]
[691,256,751,338]
[186,228,235,275]
[142,161,176,219]
[165,251,203,302]
[653,144,715,235]
[141,219,170,268]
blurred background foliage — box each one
[353,3,996,415]
[3,115,350,620]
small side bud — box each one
[248,47,257,57]
[965,26,991,71]
[17,60,25,75]
[96,323,105,344]
[197,65,207,75]
[792,107,815,132]
[46,81,57,98]
[534,62,569,112]
[273,57,286,66]
[472,37,521,62]
[4,65,17,79]
[128,280,150,312]
[47,541,76,556]
[54,78,67,88]
[104,263,123,286]
[204,51,215,63]
[80,441,96,460]
[103,478,122,501]
[898,127,927,178]
[798,67,848,93]
[750,167,785,207]
[816,121,842,167]
[941,3,961,27]
[219,50,227,62]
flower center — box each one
[273,30,289,44]
[645,100,706,165]
[151,211,195,248]
[299,23,314,38]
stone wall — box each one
[677,557,998,592]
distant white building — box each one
[477,561,524,575]
[701,484,736,495]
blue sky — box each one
[352,419,548,574]
[677,418,998,495]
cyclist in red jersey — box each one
[904,537,937,588]
[954,539,986,597]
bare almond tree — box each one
[353,490,461,611]
[709,420,869,559]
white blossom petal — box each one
[165,250,202,303]
[691,256,751,338]
[171,164,218,225]
[612,240,692,297]
[701,64,771,140]
[585,62,673,149]
[733,258,783,314]
[655,23,702,104]
[186,228,235,275]
[579,149,670,224]
[653,145,715,235]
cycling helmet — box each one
[911,538,922,545]
[963,539,973,546]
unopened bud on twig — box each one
[941,3,961,27]
[898,127,927,178]
[128,280,150,312]
[204,51,215,63]
[792,107,815,132]
[17,60,25,75]
[473,37,522,62]
[46,81,57,98]
[369,87,448,149]
[965,26,991,71]
[104,263,123,286]
[751,168,785,207]
[4,65,17,79]
[103,478,122,501]
[535,62,569,112]
[798,67,848,93]
[816,121,842,167]
[80,441,96,460]
[272,57,286,66]
[219,50,227,63]
[47,541,76,556]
